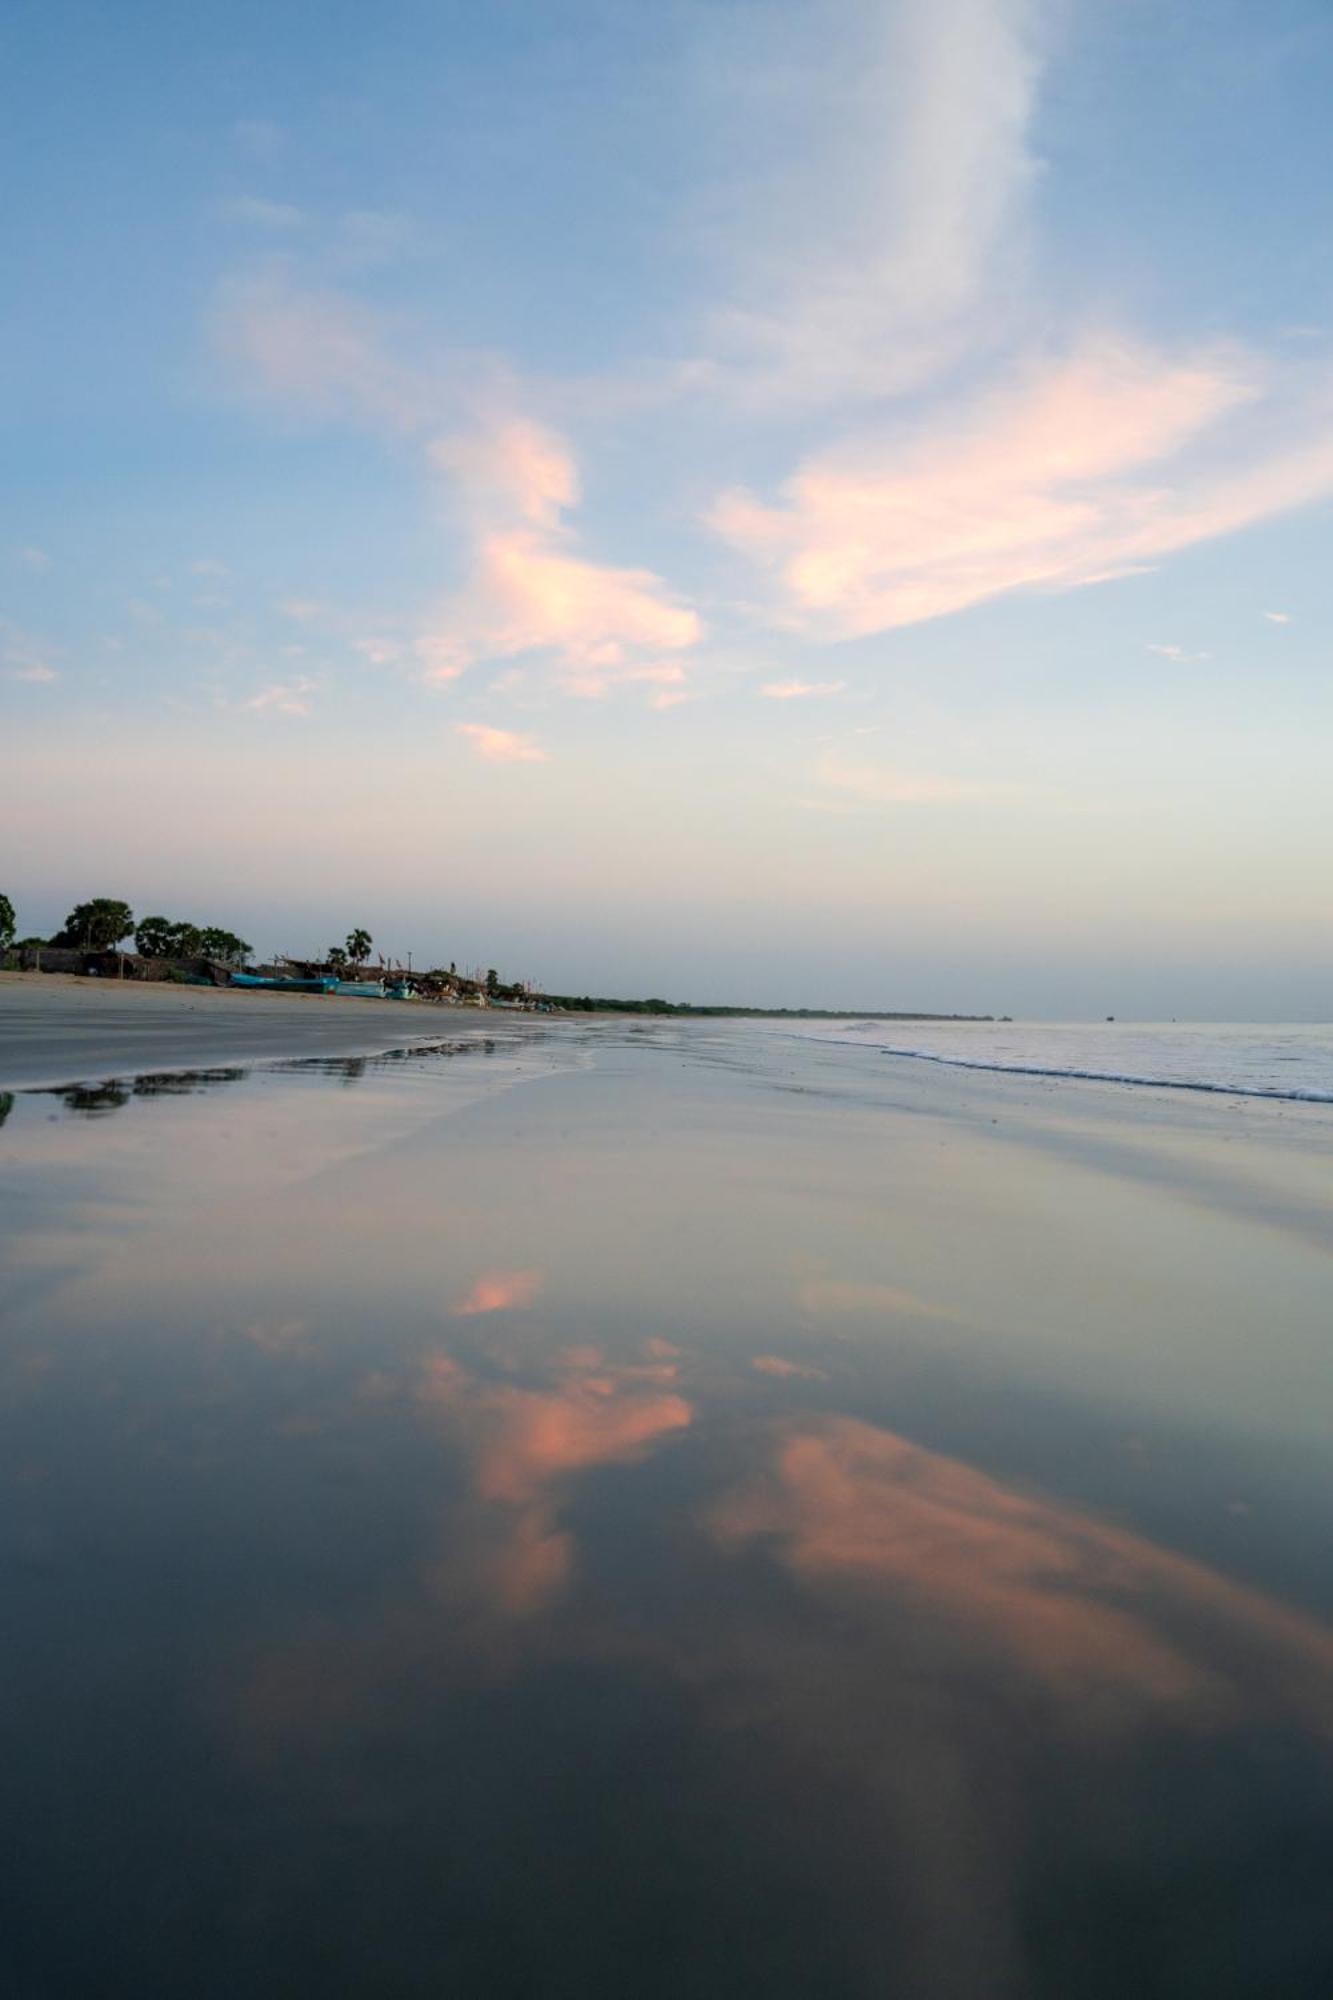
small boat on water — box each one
[230,972,339,994]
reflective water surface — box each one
[2,1021,1331,1996]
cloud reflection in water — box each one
[419,1345,691,1614]
[709,1415,1333,1732]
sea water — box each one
[778,1016,1333,1102]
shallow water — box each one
[2,1021,1332,1997]
[781,1016,1333,1102]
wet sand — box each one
[0,971,531,1089]
[3,1009,1332,1994]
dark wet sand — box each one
[3,1012,1333,1995]
[0,972,533,1089]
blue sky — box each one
[5,0,1333,1014]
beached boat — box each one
[230,972,338,993]
[330,979,386,999]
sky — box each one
[4,0,1333,1016]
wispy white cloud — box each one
[3,622,59,681]
[242,676,317,716]
[221,195,306,231]
[700,0,1047,407]
[457,722,550,764]
[15,545,52,573]
[1265,609,1292,624]
[760,678,847,700]
[352,635,404,667]
[1147,642,1211,664]
[215,271,432,431]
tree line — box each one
[0,894,251,964]
[1,897,384,975]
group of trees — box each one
[4,899,384,974]
[51,898,136,950]
[0,899,531,994]
[135,916,252,964]
[3,896,251,963]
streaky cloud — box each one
[712,335,1333,637]
[702,0,1048,408]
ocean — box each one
[778,1016,1333,1102]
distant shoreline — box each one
[0,972,534,1093]
[0,971,990,1093]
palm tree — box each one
[345,928,373,969]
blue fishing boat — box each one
[331,979,386,999]
[230,972,338,993]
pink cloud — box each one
[216,283,701,699]
[760,678,847,700]
[452,1269,543,1316]
[752,1354,827,1380]
[420,523,700,694]
[418,413,701,694]
[456,723,550,766]
[711,335,1333,637]
[431,419,579,530]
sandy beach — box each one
[0,970,533,1091]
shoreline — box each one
[0,971,551,1093]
